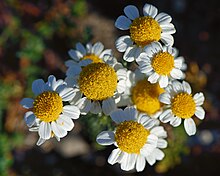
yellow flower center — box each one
[115,121,149,154]
[171,93,196,118]
[79,63,117,101]
[152,52,174,75]
[130,16,162,47]
[33,91,63,122]
[131,79,164,115]
[81,54,103,63]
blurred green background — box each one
[0,0,219,175]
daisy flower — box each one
[20,75,80,145]
[137,42,184,88]
[115,3,176,62]
[65,55,127,115]
[159,80,205,136]
[96,106,167,172]
[117,69,164,118]
[65,42,112,76]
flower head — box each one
[20,75,80,145]
[117,69,164,118]
[65,42,112,76]
[115,3,176,62]
[137,42,185,88]
[96,106,167,172]
[65,55,127,115]
[159,80,205,136]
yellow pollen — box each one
[131,79,164,115]
[115,121,149,154]
[79,63,117,101]
[171,93,196,118]
[152,52,174,75]
[33,91,63,122]
[81,54,103,63]
[130,16,162,47]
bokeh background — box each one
[0,0,220,175]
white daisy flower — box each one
[159,80,205,136]
[65,55,127,115]
[115,3,176,62]
[65,42,112,76]
[117,69,164,118]
[137,42,184,88]
[20,75,80,145]
[96,106,167,172]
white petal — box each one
[172,80,183,93]
[154,148,165,160]
[76,97,92,115]
[140,143,156,157]
[157,139,168,148]
[174,58,183,69]
[193,93,205,106]
[24,111,36,127]
[182,81,192,94]
[143,42,162,56]
[147,134,158,147]
[115,35,133,52]
[123,46,142,62]
[32,79,45,95]
[99,49,112,58]
[115,15,132,30]
[120,153,136,171]
[136,155,146,172]
[108,148,122,165]
[143,3,158,18]
[110,109,126,124]
[36,138,47,146]
[117,68,127,81]
[155,12,172,25]
[161,33,174,46]
[68,49,82,61]
[170,68,183,79]
[96,131,115,145]
[148,72,160,83]
[38,122,51,140]
[102,98,116,115]
[47,75,58,91]
[159,93,171,104]
[117,80,126,93]
[150,126,167,138]
[86,43,92,53]
[195,106,205,120]
[90,101,102,114]
[146,154,156,166]
[56,115,74,131]
[124,106,137,121]
[20,98,34,109]
[141,117,156,129]
[92,42,104,56]
[62,105,80,119]
[184,118,196,136]
[170,116,182,127]
[161,23,176,34]
[159,109,173,123]
[66,64,82,76]
[76,42,86,55]
[124,5,139,20]
[159,75,169,88]
[59,87,75,101]
[138,63,153,74]
[51,121,67,138]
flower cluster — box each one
[20,3,205,172]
